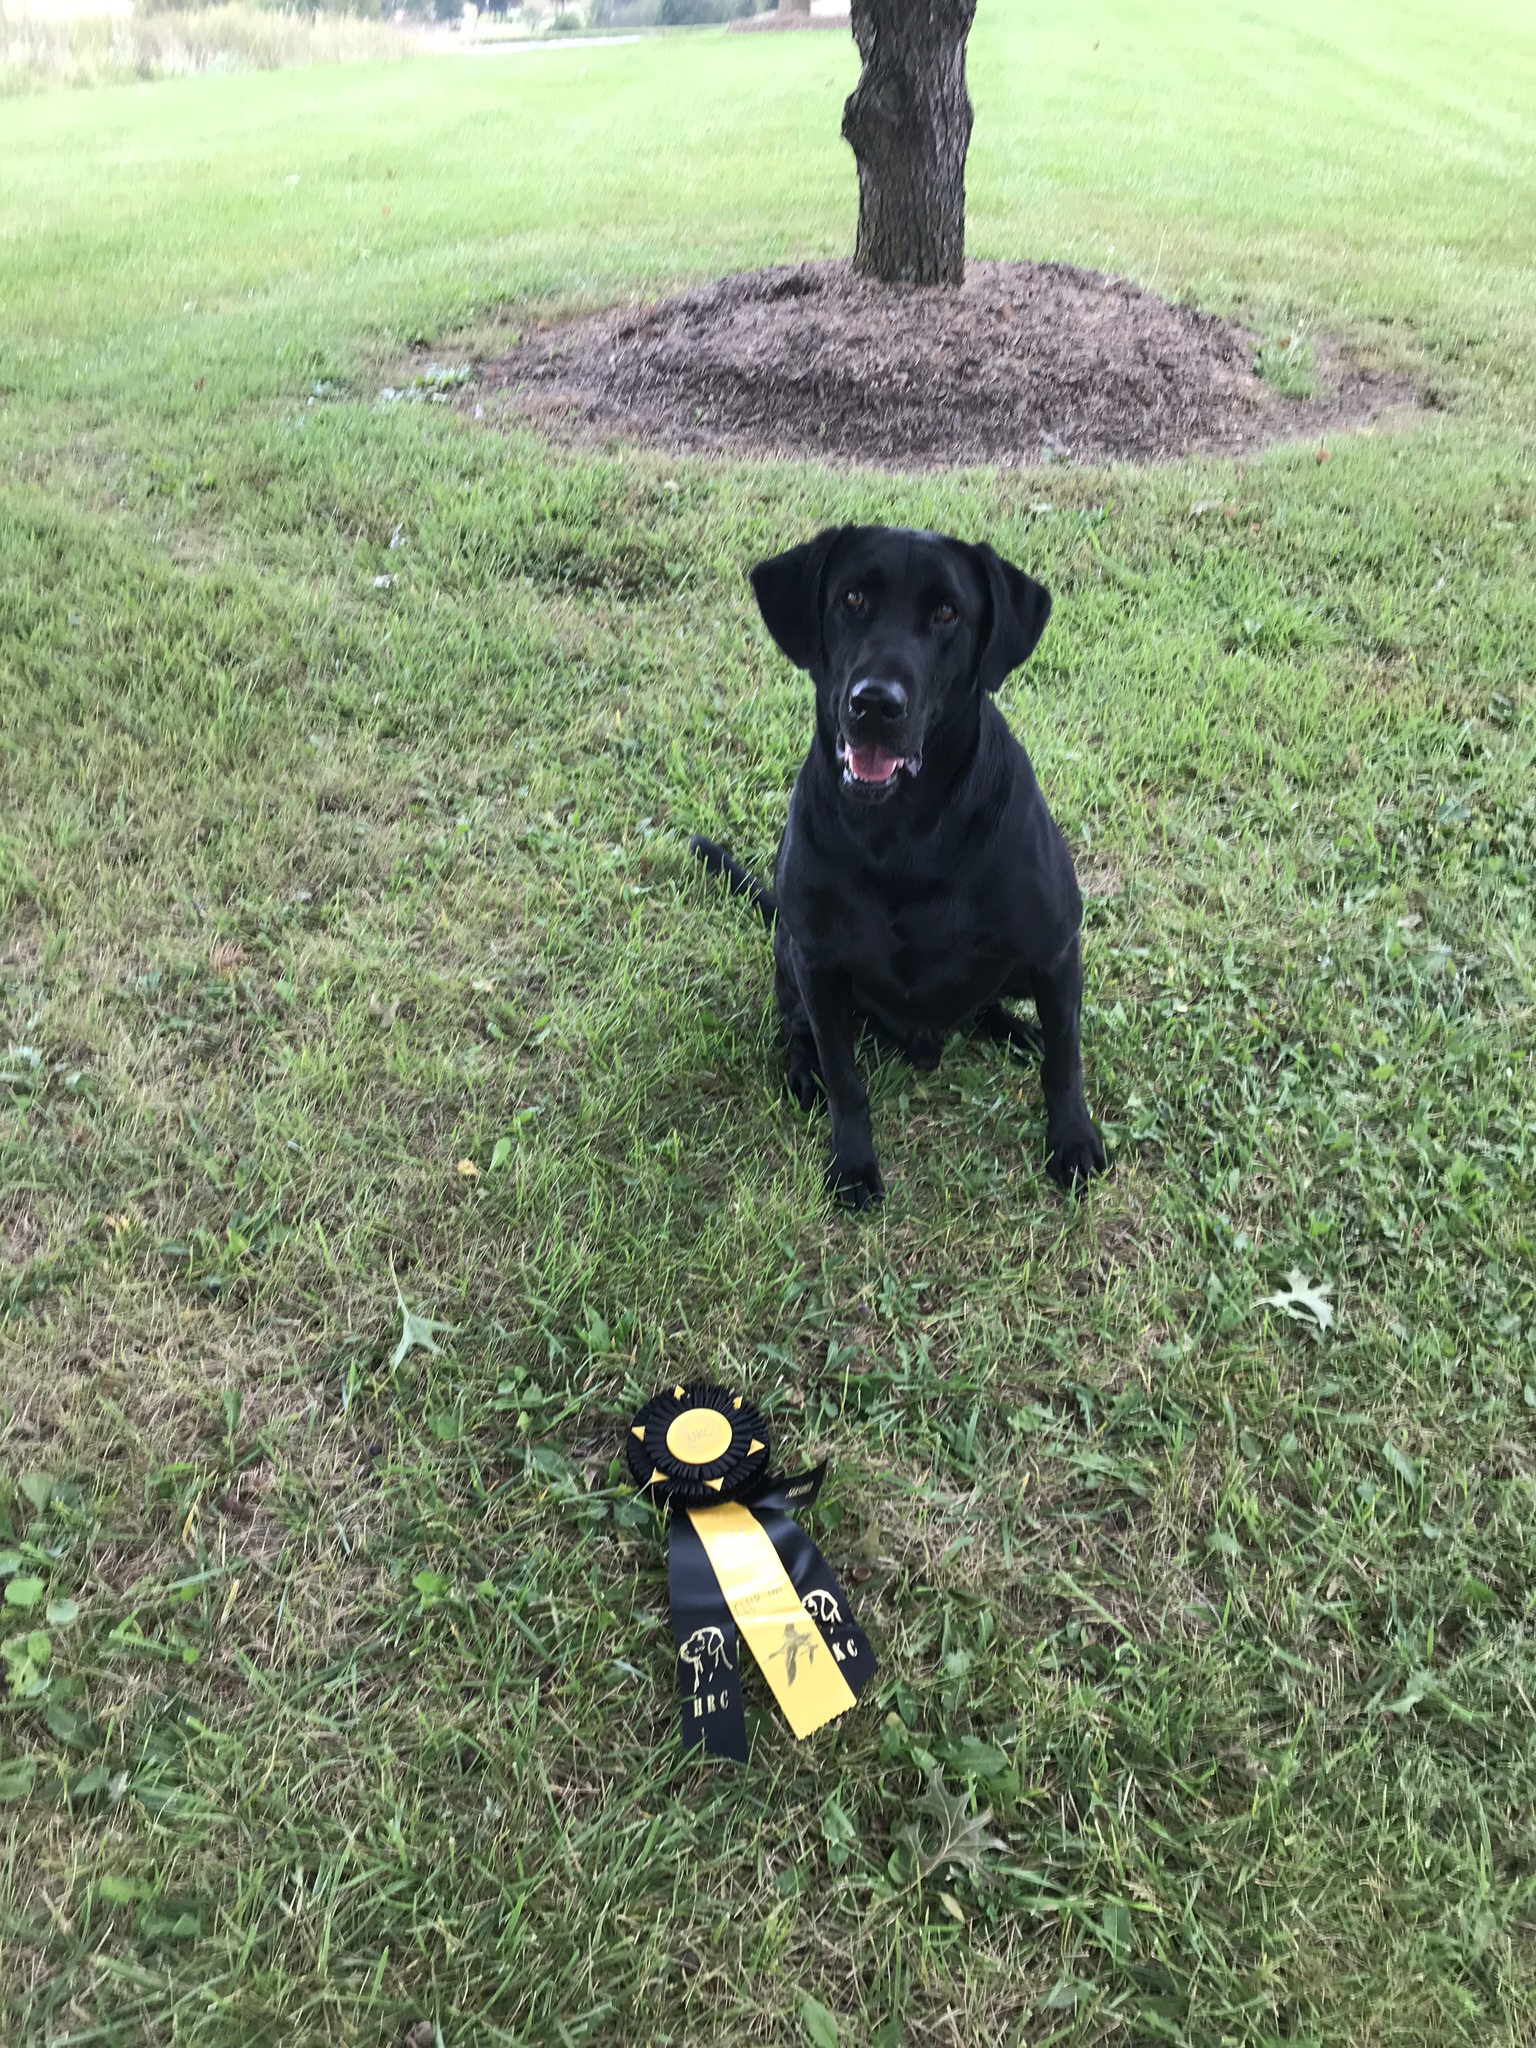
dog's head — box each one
[749,524,1050,803]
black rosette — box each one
[626,1382,770,1508]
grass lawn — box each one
[3,2,1536,2041]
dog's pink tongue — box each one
[847,743,901,783]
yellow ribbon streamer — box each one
[686,1500,858,1738]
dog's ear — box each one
[749,526,850,673]
[972,543,1052,692]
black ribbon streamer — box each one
[666,1507,748,1760]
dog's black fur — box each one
[693,523,1106,1209]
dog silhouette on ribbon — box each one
[678,1625,731,1689]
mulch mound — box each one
[481,258,1412,470]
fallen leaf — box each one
[894,1768,1007,1880]
[391,1277,454,1369]
[1259,1270,1334,1335]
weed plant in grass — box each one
[1,3,1535,2045]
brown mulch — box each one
[481,258,1414,471]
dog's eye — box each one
[933,602,958,625]
[842,588,866,612]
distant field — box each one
[0,4,418,96]
[2,5,1535,2045]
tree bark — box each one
[841,0,976,287]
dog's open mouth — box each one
[838,737,919,791]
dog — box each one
[692,523,1106,1209]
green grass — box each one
[2,3,1535,2043]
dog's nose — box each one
[848,677,908,724]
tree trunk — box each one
[841,0,976,287]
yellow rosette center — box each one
[665,1406,733,1467]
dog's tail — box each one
[690,834,777,928]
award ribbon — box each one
[627,1382,877,1762]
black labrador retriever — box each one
[692,523,1107,1209]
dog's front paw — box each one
[827,1151,885,1211]
[1046,1119,1108,1192]
[903,1030,942,1073]
[786,1049,822,1114]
